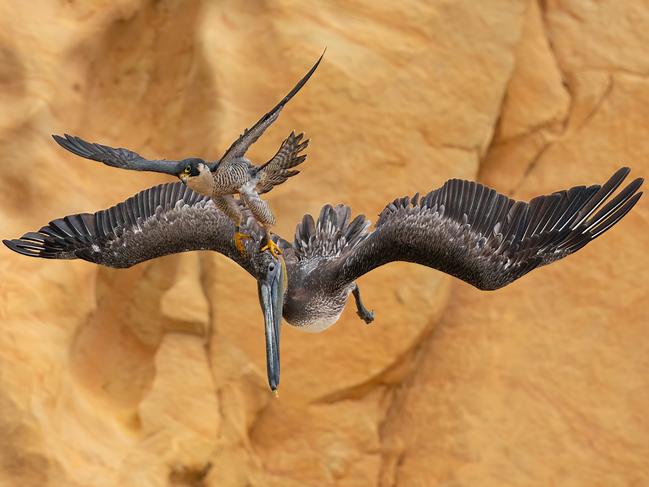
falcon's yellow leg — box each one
[261,237,282,257]
[234,228,251,255]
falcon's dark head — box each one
[178,158,204,178]
[178,158,213,195]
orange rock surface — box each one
[0,1,647,485]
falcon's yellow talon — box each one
[260,238,282,257]
[234,231,251,255]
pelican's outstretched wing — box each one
[218,52,323,165]
[4,182,264,274]
[321,168,643,290]
[52,134,185,176]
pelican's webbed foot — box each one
[260,237,282,257]
[352,284,374,324]
[234,227,251,255]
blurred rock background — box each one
[0,0,647,485]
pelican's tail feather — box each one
[293,204,371,260]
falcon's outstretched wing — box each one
[4,182,264,275]
[218,51,323,165]
[328,168,643,290]
[52,134,185,175]
[255,131,309,194]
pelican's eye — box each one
[268,263,275,272]
[183,165,191,175]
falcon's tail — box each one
[255,131,309,194]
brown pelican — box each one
[52,52,323,258]
[4,168,643,391]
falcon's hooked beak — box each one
[178,165,191,184]
[257,253,287,393]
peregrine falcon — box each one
[52,52,324,257]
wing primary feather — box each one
[147,187,155,217]
[172,183,183,208]
[555,185,599,231]
[95,211,106,239]
[20,232,47,243]
[455,180,467,220]
[489,193,510,233]
[124,198,136,227]
[438,181,448,210]
[3,240,39,256]
[68,215,91,242]
[166,184,176,208]
[512,204,530,242]
[37,226,63,240]
[158,184,168,210]
[538,191,569,234]
[477,189,499,235]
[62,216,84,240]
[119,202,131,228]
[14,241,46,252]
[588,192,642,239]
[107,207,119,232]
[103,210,114,237]
[465,181,478,219]
[49,219,75,241]
[521,196,545,239]
[459,180,471,216]
[129,199,140,226]
[80,214,96,238]
[480,190,507,237]
[137,191,146,220]
[583,177,643,233]
[571,167,630,228]
[447,180,458,219]
[530,194,562,237]
[471,184,486,224]
[149,188,157,214]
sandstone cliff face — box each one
[0,1,647,486]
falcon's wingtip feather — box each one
[51,133,72,149]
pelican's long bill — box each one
[257,254,287,392]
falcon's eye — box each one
[183,166,191,175]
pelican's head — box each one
[256,249,288,393]
[178,158,213,194]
